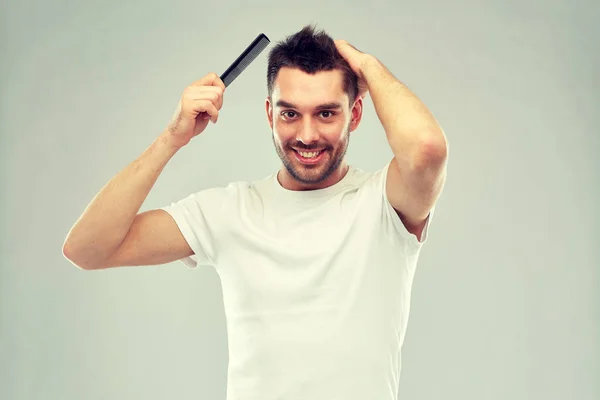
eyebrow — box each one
[275,100,342,111]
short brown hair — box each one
[267,24,359,106]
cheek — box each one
[273,121,295,140]
[325,122,346,136]
[321,121,349,142]
[272,126,293,148]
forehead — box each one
[272,67,347,106]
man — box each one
[63,25,448,400]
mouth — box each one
[293,148,326,164]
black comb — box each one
[220,33,270,88]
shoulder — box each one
[348,164,389,194]
[352,163,436,248]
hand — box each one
[334,40,370,100]
[164,72,226,148]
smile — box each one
[293,149,326,164]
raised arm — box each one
[62,73,226,270]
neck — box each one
[277,162,349,191]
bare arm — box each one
[334,43,447,241]
[62,133,183,270]
[99,208,195,269]
[62,72,226,270]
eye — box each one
[281,111,297,119]
[320,111,335,118]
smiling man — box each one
[63,24,448,400]
[267,66,353,190]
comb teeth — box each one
[220,33,270,88]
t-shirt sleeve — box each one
[371,162,436,251]
[159,186,230,269]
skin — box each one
[334,40,447,241]
[266,67,364,191]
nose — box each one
[295,118,320,145]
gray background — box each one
[1,0,598,399]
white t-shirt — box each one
[161,162,435,400]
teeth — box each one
[298,151,321,158]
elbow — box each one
[62,243,87,270]
[62,242,99,270]
[411,133,448,171]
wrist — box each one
[157,131,185,155]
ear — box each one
[348,96,363,133]
[265,97,273,129]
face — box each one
[266,67,362,190]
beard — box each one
[272,126,350,186]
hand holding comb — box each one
[197,33,271,121]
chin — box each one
[288,154,340,184]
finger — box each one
[191,72,226,91]
[187,86,224,109]
[335,39,362,55]
[195,99,219,123]
[191,72,218,86]
[213,75,226,92]
[334,39,348,50]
